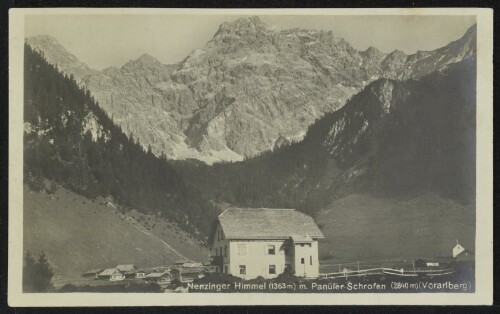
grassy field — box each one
[23,184,208,285]
[316,192,475,271]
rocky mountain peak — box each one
[215,16,269,35]
[444,23,476,57]
[27,34,59,45]
[27,35,77,63]
[26,34,95,82]
[206,16,276,53]
[137,53,160,63]
[464,23,477,38]
[122,53,161,69]
[387,49,407,58]
[362,46,385,57]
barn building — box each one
[116,264,138,279]
[210,208,324,279]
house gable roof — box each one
[116,264,137,272]
[99,268,122,276]
[217,208,324,240]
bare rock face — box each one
[26,35,97,79]
[26,18,476,164]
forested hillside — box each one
[24,44,218,238]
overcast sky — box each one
[25,14,476,70]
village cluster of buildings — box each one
[81,260,211,287]
[82,207,474,284]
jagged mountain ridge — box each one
[176,58,476,214]
[26,18,476,163]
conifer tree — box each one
[23,251,54,292]
[22,251,36,292]
[33,251,54,292]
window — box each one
[267,245,276,255]
[301,258,305,264]
[310,256,313,265]
[269,265,276,274]
[224,265,228,274]
[239,265,246,275]
[238,244,247,256]
[224,245,227,257]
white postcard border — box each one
[8,7,493,306]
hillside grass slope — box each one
[23,184,208,283]
[317,193,475,265]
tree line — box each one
[23,251,54,292]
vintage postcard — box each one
[8,8,493,306]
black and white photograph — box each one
[7,8,493,306]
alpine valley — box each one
[24,17,476,281]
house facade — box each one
[144,271,172,285]
[135,269,146,278]
[210,208,324,279]
[98,268,125,281]
[452,242,466,258]
[453,242,475,262]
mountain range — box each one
[26,17,476,164]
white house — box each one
[116,264,137,272]
[98,268,125,281]
[452,242,466,258]
[452,241,474,262]
[210,207,324,279]
[135,269,146,278]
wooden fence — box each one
[319,267,454,279]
